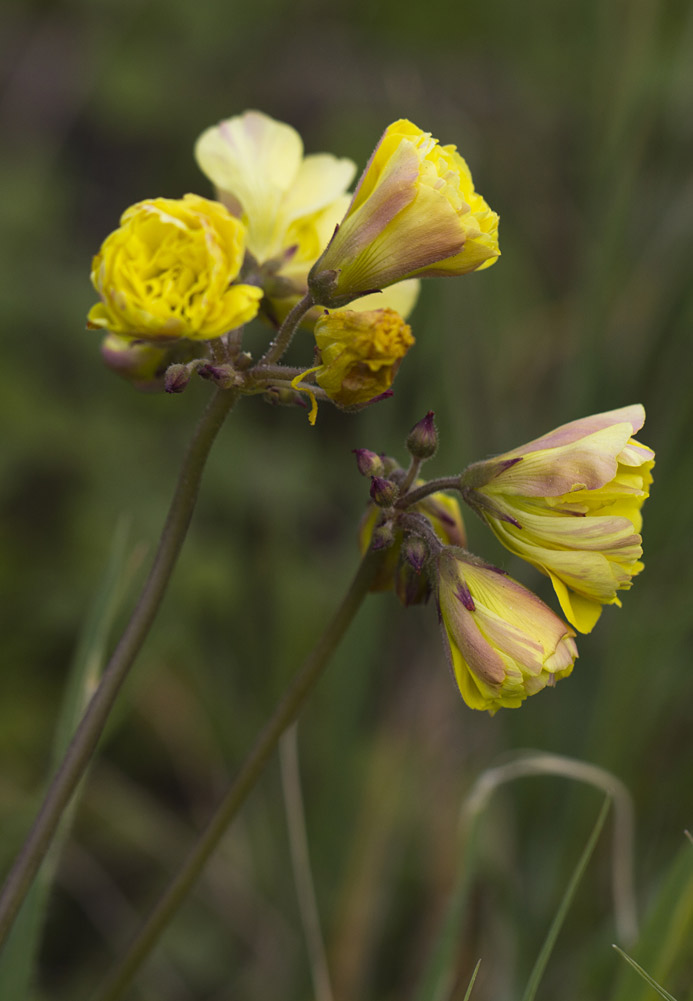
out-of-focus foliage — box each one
[1,0,692,999]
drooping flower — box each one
[194,110,421,323]
[308,118,500,308]
[437,549,577,713]
[88,195,262,341]
[460,405,655,633]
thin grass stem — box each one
[280,723,334,1001]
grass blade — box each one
[612,945,679,1001]
[461,959,482,1001]
[520,796,611,1001]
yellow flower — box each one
[460,405,655,633]
[195,110,355,272]
[195,110,421,323]
[87,195,262,342]
[308,119,500,307]
[315,308,414,405]
[437,550,577,713]
[359,486,467,594]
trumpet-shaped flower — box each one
[460,405,655,633]
[195,110,421,322]
[437,549,577,712]
[88,195,262,341]
[308,119,500,307]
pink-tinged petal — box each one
[309,119,499,306]
[461,405,653,630]
[618,439,655,466]
[436,551,577,711]
[440,593,506,685]
[509,405,645,457]
[488,424,636,496]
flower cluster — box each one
[87,111,498,413]
[356,408,653,713]
[87,110,654,716]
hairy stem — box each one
[257,291,314,367]
[94,548,382,1001]
[395,475,461,508]
[0,388,237,949]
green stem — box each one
[396,475,461,508]
[94,548,382,1001]
[0,387,237,950]
[399,457,423,494]
[257,291,315,367]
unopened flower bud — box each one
[198,363,238,389]
[381,455,402,476]
[371,522,396,551]
[353,449,384,477]
[395,558,431,607]
[164,363,191,394]
[101,334,168,391]
[406,411,438,459]
[370,476,399,507]
[402,535,428,573]
[263,386,308,408]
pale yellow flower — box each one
[195,110,355,272]
[437,550,577,713]
[88,195,262,341]
[461,405,655,633]
[309,119,500,307]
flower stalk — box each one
[93,547,383,1001]
[257,291,315,367]
[0,387,238,949]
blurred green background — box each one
[1,0,692,998]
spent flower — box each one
[460,405,654,633]
[314,308,414,406]
[88,195,262,341]
[437,550,577,713]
